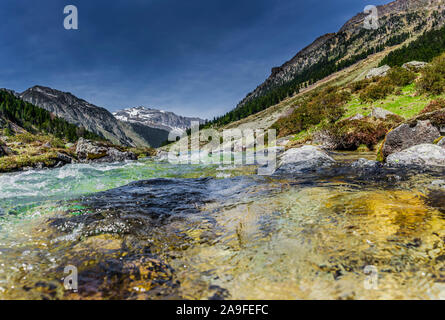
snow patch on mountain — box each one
[113,106,206,133]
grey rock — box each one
[351,158,382,169]
[312,130,338,150]
[437,138,445,148]
[366,65,391,79]
[382,120,440,158]
[277,145,335,173]
[402,61,427,71]
[56,152,75,164]
[371,107,396,119]
[76,138,136,163]
[0,140,11,157]
[386,144,445,167]
[349,113,365,120]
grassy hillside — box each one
[270,51,445,153]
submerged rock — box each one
[277,145,335,173]
[386,144,445,167]
[351,158,382,170]
[76,138,136,163]
[382,120,440,158]
[365,65,390,79]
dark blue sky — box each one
[0,0,389,119]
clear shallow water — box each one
[0,157,444,299]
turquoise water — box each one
[0,159,244,216]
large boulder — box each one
[386,144,445,167]
[0,143,6,157]
[382,120,440,158]
[0,140,11,157]
[76,138,136,163]
[371,107,396,120]
[366,65,390,79]
[277,145,335,173]
[402,61,427,71]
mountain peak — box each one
[113,106,206,132]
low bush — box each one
[417,53,445,95]
[359,78,394,102]
[421,98,445,114]
[325,115,403,150]
[271,86,350,137]
[387,66,416,87]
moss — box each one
[86,152,107,160]
[0,152,58,172]
[376,141,385,162]
[434,136,444,144]
[357,144,370,152]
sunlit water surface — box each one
[0,156,444,299]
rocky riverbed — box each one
[0,148,444,299]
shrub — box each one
[359,78,394,102]
[325,116,402,151]
[271,86,350,137]
[421,98,445,114]
[417,53,445,95]
[387,67,416,87]
[3,127,13,137]
[349,79,372,93]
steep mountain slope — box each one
[118,121,169,148]
[19,86,172,147]
[213,0,445,127]
[113,106,206,133]
[20,86,134,146]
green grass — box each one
[343,83,444,120]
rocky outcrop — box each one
[276,145,335,173]
[371,107,396,119]
[20,86,134,146]
[56,152,75,164]
[366,65,391,79]
[76,138,136,163]
[402,61,427,71]
[382,120,440,158]
[386,144,445,167]
[0,141,7,157]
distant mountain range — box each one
[113,106,205,133]
[14,85,202,148]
